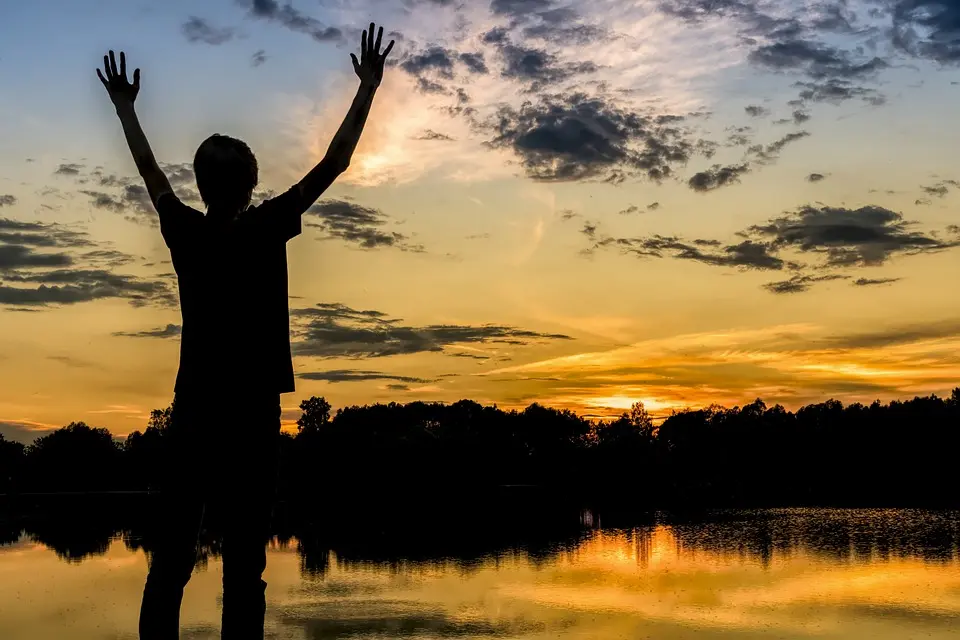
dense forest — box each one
[3,390,960,507]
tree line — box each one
[3,390,960,506]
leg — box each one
[139,491,205,639]
[139,398,210,640]
[218,398,281,640]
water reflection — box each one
[3,507,960,639]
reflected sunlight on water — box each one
[3,508,960,639]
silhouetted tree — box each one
[0,434,26,493]
[10,390,960,507]
[297,396,331,433]
[25,422,121,492]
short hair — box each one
[193,134,258,211]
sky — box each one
[3,0,960,441]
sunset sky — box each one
[3,0,960,441]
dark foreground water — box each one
[3,506,960,639]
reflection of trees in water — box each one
[282,603,547,639]
[659,509,960,567]
[5,502,960,571]
[289,497,592,578]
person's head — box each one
[193,134,258,212]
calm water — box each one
[3,507,960,639]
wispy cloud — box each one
[182,16,235,45]
[289,302,572,359]
[305,199,423,251]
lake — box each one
[3,506,960,639]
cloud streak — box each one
[305,200,423,251]
[298,369,434,383]
[289,302,572,359]
[182,17,235,45]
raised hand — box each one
[350,23,394,89]
[97,50,140,107]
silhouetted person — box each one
[97,24,394,640]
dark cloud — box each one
[0,195,15,207]
[661,0,889,109]
[448,352,492,360]
[749,40,887,79]
[747,204,954,267]
[0,215,171,309]
[763,273,848,294]
[182,16,235,45]
[497,44,597,90]
[298,370,433,383]
[688,163,750,192]
[584,226,785,271]
[54,163,83,176]
[400,46,456,78]
[487,92,693,182]
[807,172,827,182]
[458,52,488,74]
[921,180,958,197]
[892,1,960,64]
[0,269,175,307]
[584,197,960,293]
[80,186,155,224]
[794,79,886,105]
[853,277,900,287]
[483,27,510,44]
[747,130,810,163]
[88,168,134,188]
[521,21,606,44]
[0,245,72,270]
[695,139,719,158]
[252,49,268,67]
[122,185,154,215]
[619,205,641,215]
[64,163,188,222]
[305,200,423,251]
[648,202,661,211]
[491,0,554,18]
[158,163,195,188]
[415,77,447,93]
[247,0,343,42]
[82,249,134,268]
[289,302,572,359]
[0,218,92,250]
[113,324,182,339]
[415,130,455,141]
[725,126,754,147]
[792,110,811,123]
[745,105,770,117]
[386,383,410,391]
[80,190,124,213]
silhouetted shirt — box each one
[157,190,303,396]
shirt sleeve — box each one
[253,187,305,242]
[157,192,203,250]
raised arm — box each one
[97,50,173,209]
[296,23,394,207]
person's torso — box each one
[170,212,294,393]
